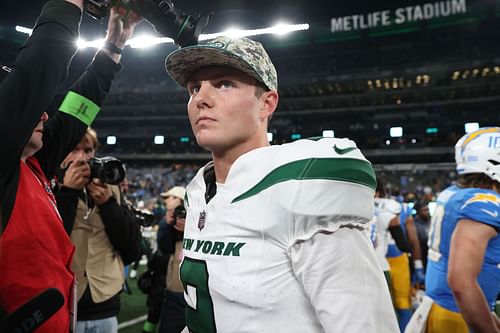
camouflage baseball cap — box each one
[165,36,277,91]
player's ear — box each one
[260,90,278,120]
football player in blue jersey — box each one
[406,127,500,333]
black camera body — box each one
[88,156,126,185]
[172,204,186,225]
[131,207,155,227]
[83,0,212,47]
[84,0,112,21]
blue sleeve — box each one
[457,192,500,230]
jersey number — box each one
[180,257,217,333]
[427,203,445,261]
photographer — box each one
[55,128,141,333]
[156,187,187,333]
[0,1,85,332]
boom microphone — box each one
[0,288,64,333]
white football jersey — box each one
[373,197,401,270]
[181,138,399,333]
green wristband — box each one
[59,91,100,126]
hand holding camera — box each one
[87,178,113,205]
[105,6,142,49]
[84,0,212,47]
[63,160,91,190]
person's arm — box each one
[54,186,81,234]
[36,6,141,178]
[448,219,499,333]
[388,216,411,252]
[88,182,141,264]
[404,215,426,286]
[36,51,121,177]
[158,219,176,255]
[0,1,81,176]
[290,228,398,331]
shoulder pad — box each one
[458,190,500,228]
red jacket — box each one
[0,158,75,332]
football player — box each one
[406,127,500,333]
[164,36,399,332]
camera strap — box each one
[82,188,94,220]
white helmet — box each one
[454,127,500,182]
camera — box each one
[88,156,126,185]
[173,204,186,224]
[83,0,112,21]
[83,0,212,47]
[131,207,155,227]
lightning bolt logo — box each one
[461,127,500,152]
[461,193,500,210]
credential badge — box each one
[198,210,207,231]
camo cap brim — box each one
[165,36,277,91]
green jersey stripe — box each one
[232,158,376,203]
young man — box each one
[165,36,398,332]
[406,127,500,333]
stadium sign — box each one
[331,0,467,33]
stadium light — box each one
[464,122,479,133]
[154,135,164,145]
[267,132,274,142]
[322,130,335,138]
[106,136,117,145]
[15,22,309,49]
[390,127,403,138]
[15,25,32,35]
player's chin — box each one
[195,132,219,150]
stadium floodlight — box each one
[128,35,173,48]
[390,127,403,138]
[15,25,32,35]
[322,130,335,138]
[15,22,309,49]
[106,136,117,145]
[267,132,273,142]
[154,135,165,145]
[464,122,480,133]
[77,38,105,49]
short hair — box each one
[456,173,499,189]
[86,127,99,150]
[254,84,267,98]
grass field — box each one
[118,267,149,332]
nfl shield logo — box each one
[198,211,207,231]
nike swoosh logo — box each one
[481,208,498,218]
[333,145,356,155]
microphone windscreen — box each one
[0,288,64,333]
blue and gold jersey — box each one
[426,185,500,312]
